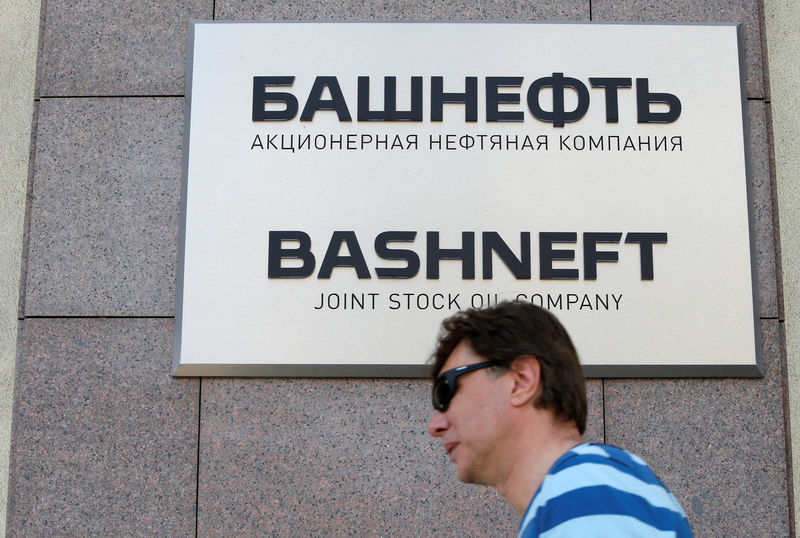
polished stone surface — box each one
[748,100,780,318]
[765,0,800,530]
[584,379,604,443]
[6,318,198,536]
[18,102,37,321]
[38,0,212,96]
[216,0,588,20]
[24,97,182,317]
[198,378,517,536]
[196,375,603,535]
[592,0,766,99]
[604,319,789,537]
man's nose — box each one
[427,410,449,437]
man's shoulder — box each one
[553,443,656,477]
[518,443,692,537]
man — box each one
[427,301,692,537]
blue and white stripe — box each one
[519,443,692,538]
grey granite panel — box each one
[198,378,519,536]
[604,319,789,537]
[38,0,212,96]
[216,0,588,20]
[25,97,182,317]
[748,100,779,318]
[6,318,199,536]
[592,0,765,99]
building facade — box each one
[2,0,798,536]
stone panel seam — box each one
[757,0,771,102]
[18,101,39,321]
[747,95,780,321]
[778,320,795,537]
[765,101,785,322]
[33,0,46,101]
[601,378,606,443]
[195,378,202,538]
[23,315,176,319]
[37,94,185,100]
[4,320,27,532]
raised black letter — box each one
[375,231,420,278]
[253,76,298,121]
[625,232,668,279]
[589,78,632,123]
[539,232,578,279]
[486,77,524,122]
[636,79,681,123]
[427,232,475,279]
[300,76,352,121]
[358,77,423,121]
[527,73,589,127]
[482,232,531,279]
[583,232,622,280]
[268,230,315,278]
[318,231,370,278]
[431,77,478,122]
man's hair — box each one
[431,300,587,435]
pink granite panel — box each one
[198,378,519,536]
[38,0,212,96]
[766,105,784,320]
[584,379,604,443]
[217,0,588,20]
[747,100,779,318]
[604,319,789,537]
[24,97,182,317]
[197,375,603,534]
[6,318,199,536]
[592,0,765,98]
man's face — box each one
[427,340,511,486]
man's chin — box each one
[456,465,485,485]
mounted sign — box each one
[173,21,761,377]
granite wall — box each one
[767,0,800,532]
[6,1,791,536]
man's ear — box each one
[508,355,541,408]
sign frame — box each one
[173,21,762,378]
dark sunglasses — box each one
[432,360,508,411]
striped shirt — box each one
[518,443,692,537]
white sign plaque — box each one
[174,22,760,377]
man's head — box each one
[427,301,587,486]
[429,300,587,435]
